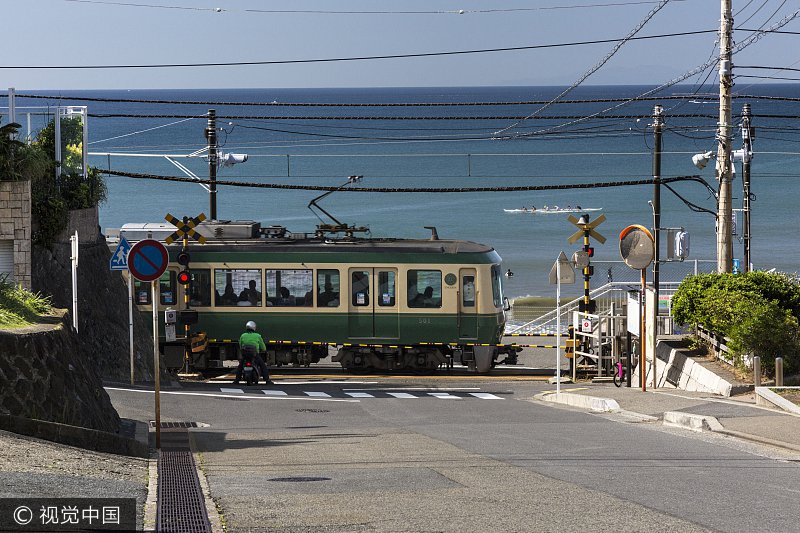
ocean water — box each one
[7,85,799,297]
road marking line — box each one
[345,392,375,398]
[281,381,379,385]
[386,392,418,399]
[428,393,461,399]
[344,387,481,391]
[219,388,244,394]
[304,391,331,397]
[104,387,357,402]
[470,393,504,400]
[263,390,289,396]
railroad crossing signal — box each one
[164,212,207,245]
[567,213,607,245]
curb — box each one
[755,387,800,415]
[535,391,620,412]
[663,411,800,453]
[663,411,723,432]
[0,414,149,458]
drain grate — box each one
[150,421,199,428]
[157,430,212,533]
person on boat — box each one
[576,205,582,210]
[531,205,536,211]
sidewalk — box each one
[536,383,800,453]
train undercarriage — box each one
[165,339,516,374]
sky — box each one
[4,0,800,89]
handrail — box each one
[506,281,683,335]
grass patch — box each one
[0,275,53,328]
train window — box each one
[407,270,442,308]
[159,272,176,305]
[317,269,340,307]
[266,269,312,307]
[378,271,396,307]
[462,275,476,307]
[134,279,151,305]
[351,271,370,306]
[214,269,262,307]
[189,269,212,307]
[490,265,503,308]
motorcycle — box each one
[241,348,260,386]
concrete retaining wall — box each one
[633,339,742,397]
[55,206,100,244]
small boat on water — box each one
[503,206,603,214]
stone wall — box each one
[0,312,120,433]
[32,236,162,383]
[0,180,32,289]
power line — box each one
[493,0,671,136]
[4,92,721,106]
[9,92,800,107]
[0,29,716,70]
[99,168,706,192]
[63,0,687,14]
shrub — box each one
[672,271,800,376]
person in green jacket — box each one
[234,320,273,385]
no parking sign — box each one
[127,239,169,282]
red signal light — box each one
[587,247,594,257]
[177,270,191,285]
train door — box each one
[459,268,478,339]
[347,268,399,339]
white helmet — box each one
[245,321,256,331]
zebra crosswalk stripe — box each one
[469,392,504,400]
[428,392,461,399]
[386,392,418,399]
[217,388,505,399]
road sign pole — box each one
[556,260,561,394]
[129,274,134,385]
[71,231,79,333]
[182,230,191,373]
[640,269,647,392]
[152,280,161,450]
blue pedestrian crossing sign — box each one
[110,236,132,271]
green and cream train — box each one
[118,220,514,373]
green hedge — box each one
[672,272,800,375]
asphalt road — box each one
[108,378,800,532]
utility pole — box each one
[206,109,218,220]
[651,104,663,389]
[741,104,753,272]
[716,0,734,273]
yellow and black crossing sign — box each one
[165,212,207,244]
[567,213,607,244]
